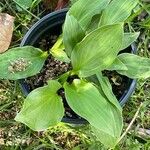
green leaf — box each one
[15,80,64,131]
[51,49,70,63]
[96,73,122,112]
[106,58,128,71]
[15,0,32,10]
[69,0,111,30]
[51,35,70,63]
[58,72,70,85]
[121,32,140,50]
[86,14,101,34]
[63,14,85,57]
[51,35,64,50]
[99,0,138,26]
[64,79,123,148]
[92,119,120,148]
[116,53,150,79]
[71,24,123,77]
[0,46,48,80]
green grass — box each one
[0,0,150,149]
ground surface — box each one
[0,0,150,150]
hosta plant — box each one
[1,0,150,148]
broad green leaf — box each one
[51,35,70,63]
[86,14,101,34]
[106,58,128,71]
[64,79,123,148]
[0,46,48,80]
[92,102,122,148]
[99,0,138,26]
[71,24,123,77]
[96,73,122,112]
[15,80,64,131]
[116,53,150,79]
[69,0,111,30]
[63,14,85,57]
[121,32,140,50]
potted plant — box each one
[0,0,150,148]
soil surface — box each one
[23,35,131,120]
[25,56,71,90]
[102,70,129,100]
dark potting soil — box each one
[25,56,71,89]
[24,35,129,120]
[102,70,129,100]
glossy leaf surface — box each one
[51,35,70,63]
[96,73,122,112]
[99,0,138,26]
[69,0,110,30]
[0,46,48,80]
[64,79,123,148]
[71,24,123,77]
[121,32,140,50]
[63,14,85,57]
[106,58,128,71]
[117,53,150,79]
[92,102,122,148]
[15,80,64,131]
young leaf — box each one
[63,14,85,57]
[64,79,123,148]
[0,46,48,80]
[96,73,122,112]
[69,0,111,30]
[99,0,138,26]
[116,53,150,79]
[15,80,64,131]
[71,24,123,77]
[51,35,70,63]
[121,32,140,50]
[51,49,70,63]
[51,35,64,50]
[0,13,14,53]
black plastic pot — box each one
[20,9,137,124]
